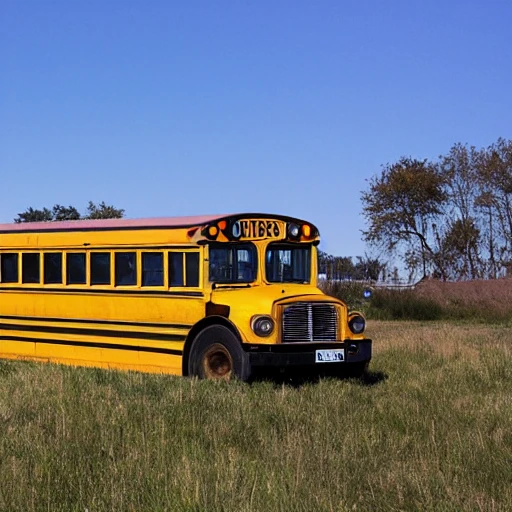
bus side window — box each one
[186,252,199,287]
[0,253,19,283]
[22,253,40,284]
[169,251,200,287]
[91,252,111,285]
[169,252,184,287]
[67,253,86,284]
[115,252,137,286]
[44,253,63,284]
[142,252,163,286]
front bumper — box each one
[245,339,372,368]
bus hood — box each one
[209,283,341,314]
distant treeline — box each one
[318,251,384,281]
[14,201,125,223]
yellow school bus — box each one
[0,214,371,380]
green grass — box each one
[1,321,511,511]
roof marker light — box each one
[288,223,300,238]
[232,221,241,238]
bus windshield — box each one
[209,244,258,283]
[265,244,311,283]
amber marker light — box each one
[302,224,311,237]
[208,226,218,237]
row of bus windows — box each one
[0,251,200,287]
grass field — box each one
[1,321,511,511]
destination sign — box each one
[232,219,283,240]
[193,217,288,243]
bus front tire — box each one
[188,325,251,381]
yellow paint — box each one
[0,214,361,376]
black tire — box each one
[188,325,251,381]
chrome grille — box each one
[282,302,338,342]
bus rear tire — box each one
[188,325,251,381]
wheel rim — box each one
[202,343,233,380]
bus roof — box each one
[0,214,227,233]
[0,213,315,234]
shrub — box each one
[366,288,443,321]
[319,280,371,312]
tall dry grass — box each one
[415,278,512,321]
[1,321,511,511]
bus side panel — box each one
[0,343,183,375]
[0,290,205,375]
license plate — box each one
[315,349,344,363]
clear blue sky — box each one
[1,0,511,258]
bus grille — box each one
[282,302,338,342]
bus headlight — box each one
[251,315,275,337]
[348,313,366,334]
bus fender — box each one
[182,315,243,376]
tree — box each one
[52,204,81,221]
[438,143,482,279]
[14,202,125,223]
[477,138,512,272]
[14,207,53,223]
[438,140,512,279]
[439,218,481,280]
[353,254,385,281]
[361,157,448,279]
[85,201,125,220]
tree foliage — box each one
[84,201,125,220]
[361,137,512,280]
[14,202,125,223]
[52,205,81,221]
[14,207,54,223]
[361,157,447,278]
